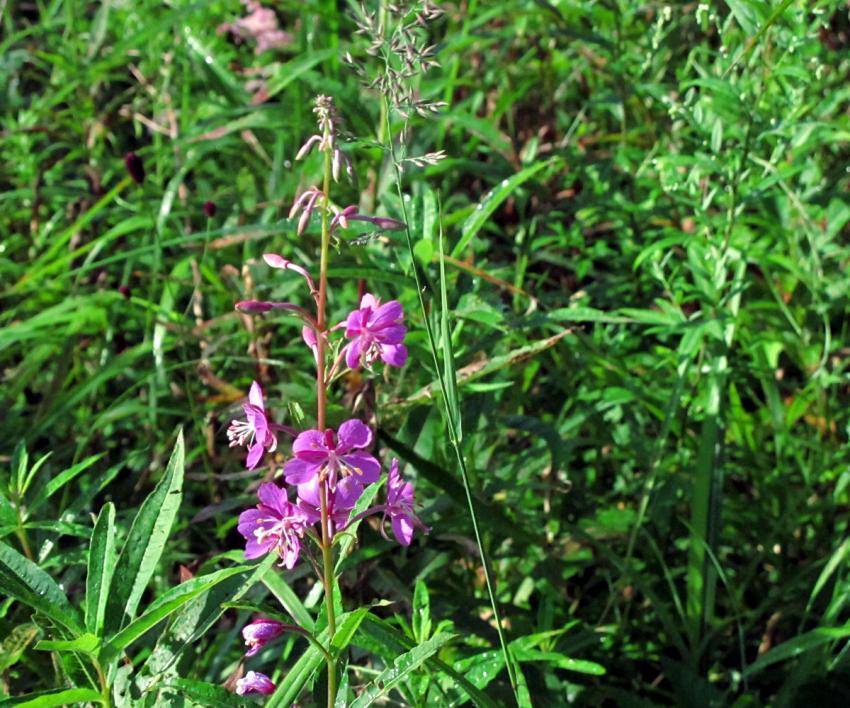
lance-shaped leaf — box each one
[349,632,455,707]
[100,566,248,663]
[103,430,184,635]
[0,541,82,634]
[86,502,116,635]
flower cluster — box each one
[225,94,429,698]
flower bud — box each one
[118,285,131,299]
[242,618,286,656]
[123,151,145,184]
[203,200,217,217]
[235,671,276,695]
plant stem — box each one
[317,116,337,708]
[381,99,519,700]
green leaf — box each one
[349,632,455,707]
[101,566,247,660]
[86,502,116,636]
[262,564,314,631]
[451,158,555,258]
[744,625,850,677]
[163,679,245,707]
[354,615,498,708]
[35,633,100,654]
[0,623,40,673]
[0,541,82,633]
[412,580,432,644]
[27,453,106,517]
[103,430,184,635]
[0,687,104,706]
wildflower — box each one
[217,1,291,55]
[237,483,307,568]
[227,381,278,470]
[242,618,286,657]
[297,476,363,535]
[342,294,408,369]
[203,200,217,217]
[284,419,381,488]
[383,459,429,546]
[124,151,145,184]
[235,670,276,696]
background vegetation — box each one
[3,0,850,704]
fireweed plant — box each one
[226,96,428,701]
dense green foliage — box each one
[3,0,850,704]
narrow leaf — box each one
[0,688,104,706]
[103,430,184,634]
[86,502,116,635]
[0,541,82,633]
[349,632,455,707]
[101,566,247,659]
[451,159,554,258]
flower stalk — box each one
[316,98,337,707]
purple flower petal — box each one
[236,671,276,696]
[246,442,265,470]
[341,450,381,484]
[337,419,373,451]
[257,482,287,511]
[344,339,363,369]
[335,476,364,509]
[284,457,320,485]
[248,380,265,408]
[292,429,329,462]
[371,300,403,328]
[360,293,380,310]
[392,514,414,546]
[380,343,408,368]
[375,324,406,345]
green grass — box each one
[3,0,850,705]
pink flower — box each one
[297,476,363,535]
[235,670,276,695]
[342,294,408,370]
[383,459,429,546]
[283,419,381,489]
[242,618,286,657]
[237,483,308,568]
[227,381,278,470]
[217,1,291,55]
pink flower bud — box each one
[235,671,276,696]
[124,152,145,184]
[242,618,286,656]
